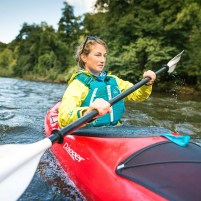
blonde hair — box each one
[75,36,107,68]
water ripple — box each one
[0,111,15,120]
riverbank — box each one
[1,74,200,97]
[156,85,201,96]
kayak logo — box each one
[63,143,85,162]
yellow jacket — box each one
[58,71,152,128]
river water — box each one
[0,77,201,200]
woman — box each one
[58,36,156,128]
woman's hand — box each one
[83,98,111,118]
[143,70,156,85]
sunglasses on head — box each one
[81,36,97,54]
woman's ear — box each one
[81,54,87,63]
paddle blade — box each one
[167,50,184,73]
[0,138,52,201]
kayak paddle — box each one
[0,50,184,201]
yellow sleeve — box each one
[111,75,152,101]
[58,79,89,128]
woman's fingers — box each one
[143,70,156,85]
[89,98,111,116]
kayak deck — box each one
[116,140,201,201]
[45,102,201,201]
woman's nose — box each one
[100,55,106,62]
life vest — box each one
[75,72,125,127]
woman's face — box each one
[82,43,106,76]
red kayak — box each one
[45,102,201,201]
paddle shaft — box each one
[109,65,168,105]
[49,65,169,143]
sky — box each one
[0,0,96,44]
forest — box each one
[0,0,201,93]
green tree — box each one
[0,42,7,51]
[1,0,201,90]
[82,12,106,37]
[92,0,201,90]
[58,2,81,47]
[172,2,201,89]
[0,48,15,76]
[13,22,70,78]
